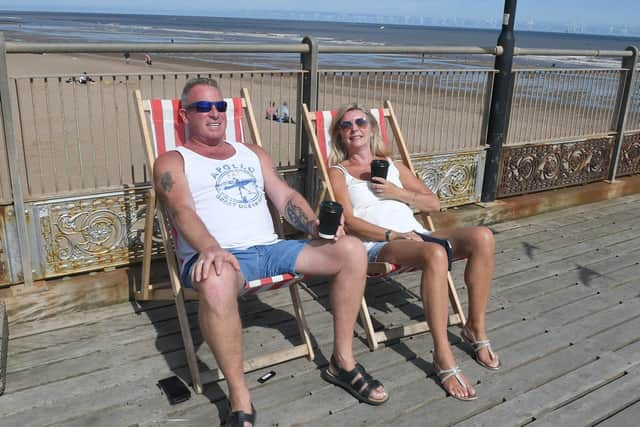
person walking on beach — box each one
[327,103,500,401]
[123,51,131,64]
[153,78,389,425]
[144,53,152,66]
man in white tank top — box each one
[153,78,389,424]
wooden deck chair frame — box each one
[302,101,466,350]
[135,88,314,393]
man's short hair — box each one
[181,77,220,104]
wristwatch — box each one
[385,229,392,241]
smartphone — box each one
[157,376,191,405]
[258,370,276,383]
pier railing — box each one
[0,37,638,287]
[508,68,623,144]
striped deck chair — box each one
[135,88,314,393]
[302,101,466,350]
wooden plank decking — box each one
[1,193,639,426]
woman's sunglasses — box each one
[183,100,228,113]
[338,117,369,129]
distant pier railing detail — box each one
[618,132,640,176]
[508,69,623,145]
[413,151,486,207]
[497,136,615,197]
[625,70,640,133]
[0,39,638,286]
[31,190,155,280]
[318,69,495,155]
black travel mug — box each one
[318,201,343,239]
[370,159,389,180]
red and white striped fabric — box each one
[243,273,302,295]
[312,107,390,167]
[148,97,245,156]
[147,97,301,295]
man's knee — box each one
[196,266,240,310]
[333,235,367,264]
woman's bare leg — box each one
[378,240,475,399]
[432,226,499,368]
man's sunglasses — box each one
[184,100,228,113]
[338,117,369,129]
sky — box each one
[1,1,638,35]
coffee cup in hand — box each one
[370,159,389,180]
[318,201,343,239]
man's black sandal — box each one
[227,403,256,427]
[321,355,389,406]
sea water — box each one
[1,11,639,69]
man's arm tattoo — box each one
[160,172,174,193]
[284,199,310,233]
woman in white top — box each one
[328,103,500,401]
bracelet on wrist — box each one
[385,229,392,241]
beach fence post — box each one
[0,33,33,287]
[607,45,638,181]
[481,0,517,203]
[300,36,319,202]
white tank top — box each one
[174,143,278,270]
[332,159,428,250]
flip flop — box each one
[433,362,477,401]
[461,327,501,370]
[321,355,389,406]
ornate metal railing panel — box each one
[497,137,615,197]
[412,150,486,207]
[616,131,640,176]
[28,189,161,279]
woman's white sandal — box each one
[461,327,501,370]
[433,362,477,401]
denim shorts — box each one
[367,241,388,262]
[366,231,451,271]
[181,239,308,288]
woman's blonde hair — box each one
[328,103,389,165]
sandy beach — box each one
[7,51,244,77]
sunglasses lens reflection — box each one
[187,100,228,113]
[339,117,368,129]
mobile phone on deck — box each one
[258,370,276,383]
[157,376,191,405]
